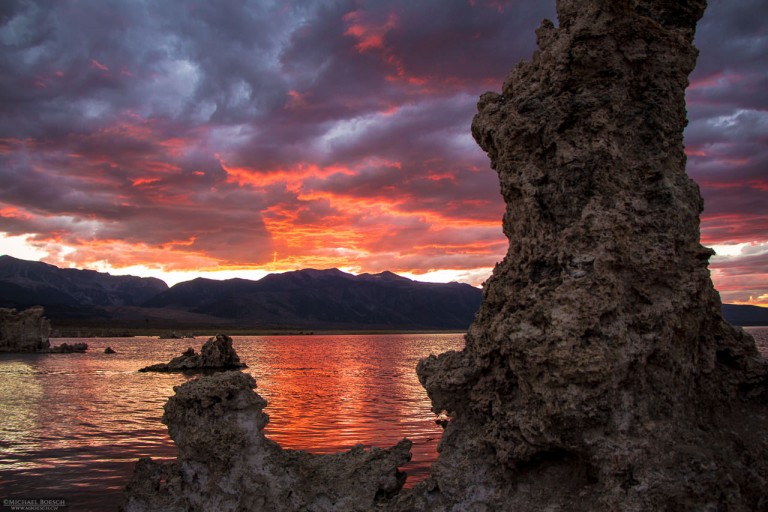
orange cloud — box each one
[343,11,398,52]
[0,205,32,220]
[131,177,161,187]
[223,162,357,191]
[42,239,221,272]
[342,9,429,88]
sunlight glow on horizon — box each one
[1,232,492,288]
[5,231,767,307]
[71,263,493,289]
[0,234,50,262]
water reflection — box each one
[0,333,464,510]
[0,343,184,510]
[0,361,43,469]
[3,329,767,511]
[242,333,465,486]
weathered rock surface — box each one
[49,342,88,353]
[0,306,89,353]
[121,371,411,512]
[409,0,768,510]
[123,1,768,510]
[139,334,246,372]
[0,306,51,352]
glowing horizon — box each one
[3,232,767,308]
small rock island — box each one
[0,306,52,352]
[139,334,246,372]
[0,306,88,353]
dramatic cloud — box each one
[686,0,768,304]
[0,1,766,305]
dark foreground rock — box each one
[409,0,768,510]
[123,1,768,510]
[121,372,411,512]
[0,306,51,352]
[139,334,246,372]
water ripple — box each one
[0,333,466,511]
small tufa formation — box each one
[121,371,411,512]
[105,346,116,354]
[413,0,768,510]
[0,306,51,352]
[0,306,88,353]
[159,331,195,339]
[49,342,88,353]
[139,334,246,372]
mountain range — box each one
[1,255,766,331]
[0,256,482,331]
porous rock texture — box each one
[139,334,247,372]
[121,371,412,512]
[411,0,768,510]
[123,1,768,510]
[0,306,51,352]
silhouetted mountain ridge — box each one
[0,255,168,308]
[147,268,482,329]
[0,257,482,330]
[2,256,764,330]
[721,304,768,326]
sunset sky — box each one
[1,1,766,305]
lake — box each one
[1,328,766,512]
[0,333,465,511]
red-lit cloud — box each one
[0,1,766,305]
[684,7,768,305]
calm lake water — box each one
[1,328,767,512]
[0,333,464,511]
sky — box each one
[0,0,766,305]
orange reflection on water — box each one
[0,341,190,509]
[0,361,44,469]
[0,333,465,508]
[241,334,464,485]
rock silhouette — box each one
[122,372,410,511]
[49,342,88,353]
[0,306,90,353]
[139,334,246,372]
[413,0,768,510]
[123,1,768,510]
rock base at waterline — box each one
[139,334,246,372]
[121,371,411,512]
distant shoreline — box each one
[49,328,470,338]
[47,325,768,339]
